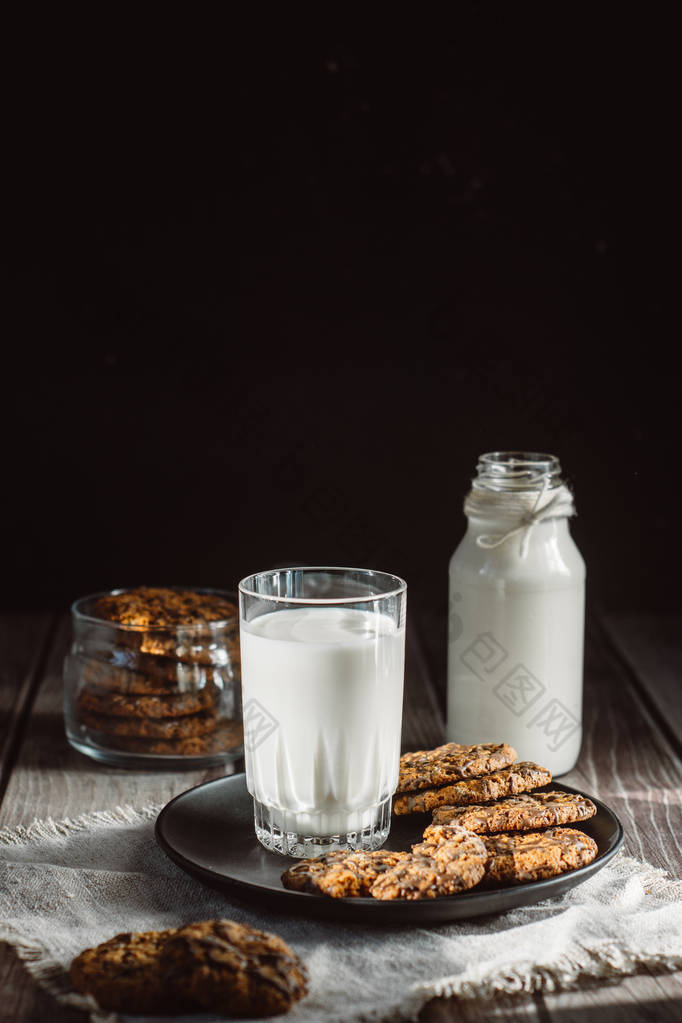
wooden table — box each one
[1,610,680,1022]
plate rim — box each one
[155,773,625,919]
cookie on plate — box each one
[483,827,598,884]
[430,791,596,833]
[370,827,487,900]
[70,928,189,1014]
[397,742,517,793]
[394,761,551,815]
[161,919,308,1017]
[281,850,410,898]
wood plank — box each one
[402,619,446,752]
[542,968,682,1021]
[0,612,54,798]
[420,993,543,1021]
[560,622,682,875]
[544,630,682,1023]
[600,612,682,754]
[0,957,83,1023]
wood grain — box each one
[561,624,682,874]
[0,612,54,799]
[601,612,682,753]
[402,619,446,752]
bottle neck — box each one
[473,452,563,493]
[463,484,576,559]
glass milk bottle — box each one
[447,452,585,775]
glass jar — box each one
[64,587,243,768]
[447,452,585,775]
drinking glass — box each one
[238,567,407,857]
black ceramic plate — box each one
[155,774,624,924]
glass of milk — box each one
[239,567,407,858]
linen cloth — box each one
[1,805,681,1023]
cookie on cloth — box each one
[69,928,188,1014]
[161,919,308,1017]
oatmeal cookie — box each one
[78,707,219,739]
[161,919,308,1017]
[80,654,230,693]
[107,720,244,756]
[136,631,237,662]
[93,586,237,627]
[430,791,596,832]
[77,684,219,719]
[281,850,410,898]
[394,761,551,814]
[69,928,188,1014]
[370,827,487,900]
[397,742,517,793]
[89,587,239,665]
[483,827,598,884]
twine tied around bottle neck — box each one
[463,480,576,558]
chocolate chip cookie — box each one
[78,684,219,719]
[80,654,229,694]
[90,587,238,665]
[397,742,517,793]
[393,761,551,814]
[106,720,244,756]
[70,928,189,1014]
[161,919,308,1017]
[370,827,487,899]
[430,791,596,833]
[78,707,220,739]
[93,586,237,627]
[282,850,410,898]
[483,827,598,884]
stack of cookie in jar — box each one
[65,586,243,763]
[282,741,599,899]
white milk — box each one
[448,483,586,775]
[240,606,405,836]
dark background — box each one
[4,9,678,620]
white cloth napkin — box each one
[1,805,681,1023]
